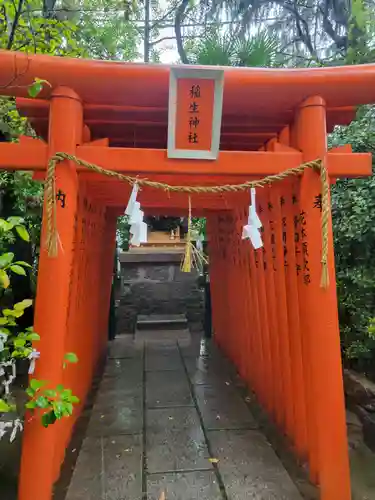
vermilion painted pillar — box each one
[269,182,295,439]
[278,128,308,460]
[237,208,248,381]
[219,214,232,358]
[242,226,260,393]
[99,209,118,352]
[19,87,83,500]
[229,212,242,368]
[258,188,278,420]
[216,213,231,351]
[233,207,248,378]
[295,97,351,500]
[206,215,220,343]
[236,207,251,382]
[205,216,218,338]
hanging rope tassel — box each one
[45,155,59,257]
[320,161,330,289]
[181,196,193,273]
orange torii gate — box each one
[0,50,374,500]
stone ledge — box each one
[120,250,184,264]
[344,369,375,453]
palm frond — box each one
[189,30,235,65]
[233,30,280,66]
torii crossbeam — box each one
[0,50,374,500]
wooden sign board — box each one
[167,67,224,160]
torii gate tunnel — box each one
[0,50,374,500]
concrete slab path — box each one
[65,332,302,500]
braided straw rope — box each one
[180,196,193,273]
[45,152,330,288]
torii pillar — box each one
[18,87,83,500]
[294,96,351,500]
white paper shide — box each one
[242,188,263,249]
[125,184,148,246]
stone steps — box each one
[136,314,188,331]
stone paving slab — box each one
[147,471,222,500]
[108,335,143,359]
[146,342,180,355]
[146,353,184,372]
[208,429,302,499]
[195,385,259,431]
[138,329,191,343]
[146,370,193,407]
[103,358,143,378]
[146,407,213,474]
[65,435,142,500]
[87,396,143,437]
[186,362,236,387]
[94,382,143,406]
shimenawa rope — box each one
[44,152,330,288]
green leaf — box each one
[0,253,14,268]
[56,384,64,393]
[25,400,37,410]
[26,387,35,397]
[13,261,32,268]
[36,396,49,409]
[53,401,64,419]
[41,411,57,428]
[0,219,11,232]
[0,270,10,289]
[61,389,72,400]
[10,265,27,276]
[64,402,74,415]
[12,310,23,318]
[14,299,33,311]
[70,395,80,404]
[27,78,51,98]
[0,399,11,412]
[0,317,8,326]
[14,338,26,348]
[44,389,57,399]
[26,333,40,341]
[30,379,46,391]
[15,226,30,242]
[28,81,43,98]
[7,217,23,226]
[64,352,78,364]
[3,308,23,318]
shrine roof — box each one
[2,50,375,150]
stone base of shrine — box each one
[116,249,204,334]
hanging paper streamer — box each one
[28,349,40,375]
[125,184,148,247]
[242,188,263,250]
[125,184,139,216]
[0,332,7,352]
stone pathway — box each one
[65,332,302,500]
